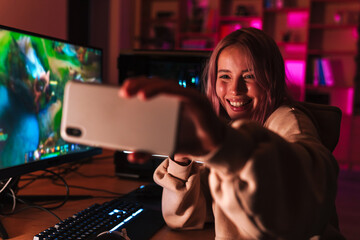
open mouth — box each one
[227,99,252,108]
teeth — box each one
[229,100,250,107]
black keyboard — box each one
[34,184,164,240]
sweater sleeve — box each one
[153,157,213,230]
[205,106,339,239]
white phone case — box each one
[60,81,180,155]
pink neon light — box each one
[234,24,242,30]
[353,27,359,39]
[334,12,342,24]
[287,12,309,28]
[284,60,305,100]
[284,43,306,52]
[285,60,305,86]
[220,24,242,39]
[346,88,354,115]
[250,20,262,29]
[276,0,284,9]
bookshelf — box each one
[135,0,359,112]
[262,0,310,101]
[134,0,360,167]
[135,0,359,103]
[304,0,359,166]
[305,0,359,114]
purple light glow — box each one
[346,88,354,115]
[285,60,306,101]
[276,0,284,9]
[353,27,359,39]
[285,60,305,86]
[220,24,242,39]
[334,11,343,24]
[330,88,354,116]
[287,11,309,28]
[250,20,262,29]
[234,24,242,30]
[284,43,306,53]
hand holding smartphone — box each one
[60,81,180,156]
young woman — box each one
[119,28,344,239]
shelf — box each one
[150,18,178,24]
[311,0,359,3]
[175,47,214,51]
[148,0,178,2]
[263,7,309,13]
[277,41,307,46]
[179,32,217,38]
[309,24,358,29]
[219,16,262,22]
[307,50,357,55]
[306,84,353,90]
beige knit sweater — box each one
[154,105,344,239]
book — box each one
[313,58,335,86]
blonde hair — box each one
[203,27,292,124]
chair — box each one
[294,101,345,239]
[294,101,342,153]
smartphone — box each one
[60,81,180,156]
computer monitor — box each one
[0,25,103,181]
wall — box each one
[0,0,67,39]
[0,0,136,86]
[88,0,136,85]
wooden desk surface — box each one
[1,149,214,239]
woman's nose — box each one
[229,78,247,95]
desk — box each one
[1,149,214,239]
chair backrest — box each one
[294,102,342,153]
[295,102,343,237]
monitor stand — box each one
[2,174,94,205]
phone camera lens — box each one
[66,127,82,137]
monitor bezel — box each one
[0,148,102,180]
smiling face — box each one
[215,45,265,121]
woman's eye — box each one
[243,74,254,80]
[219,74,231,80]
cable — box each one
[0,155,120,232]
[14,169,71,210]
[17,172,48,190]
[0,178,13,194]
[8,188,16,213]
[2,196,61,222]
[36,169,70,210]
[18,154,116,192]
[51,181,124,196]
[71,171,117,179]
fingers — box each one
[119,77,147,98]
[138,80,179,99]
[118,76,225,157]
[119,76,187,100]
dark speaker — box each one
[113,151,165,180]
